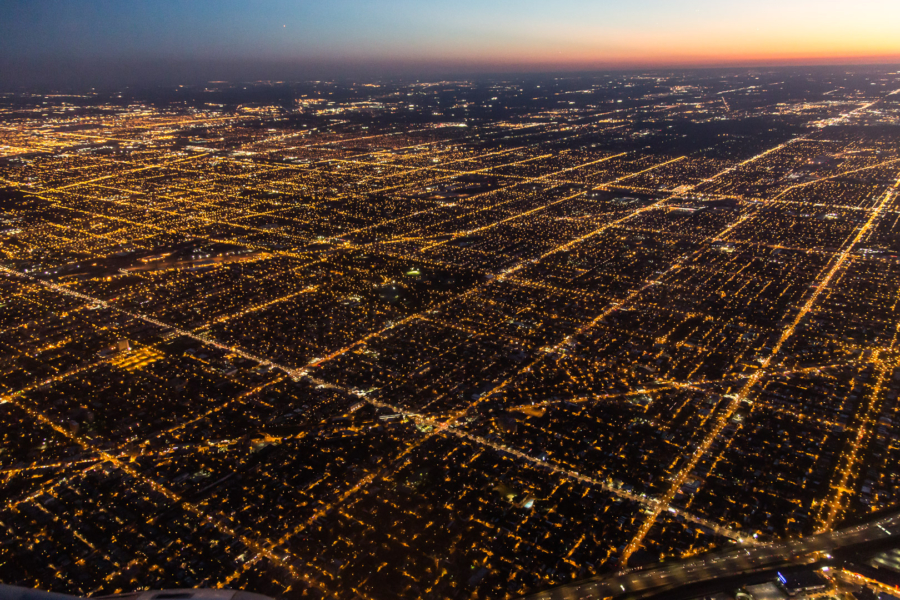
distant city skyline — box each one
[2,0,900,87]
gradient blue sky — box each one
[2,0,900,85]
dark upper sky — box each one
[2,0,899,88]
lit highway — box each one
[519,511,900,600]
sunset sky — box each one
[2,0,900,85]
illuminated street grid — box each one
[1,69,900,600]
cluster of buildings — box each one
[0,69,899,599]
